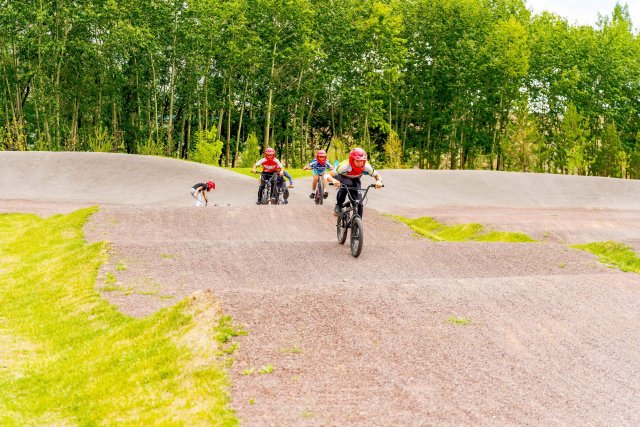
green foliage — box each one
[572,241,640,273]
[328,137,350,163]
[560,104,591,175]
[501,102,541,172]
[593,122,625,177]
[0,209,239,425]
[2,118,27,151]
[384,130,404,168]
[87,125,114,153]
[393,215,536,242]
[240,133,260,167]
[258,364,274,374]
[191,128,223,166]
[137,138,166,156]
[2,0,640,177]
[447,316,471,326]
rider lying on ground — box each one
[327,147,382,218]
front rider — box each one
[251,147,284,204]
[327,147,382,218]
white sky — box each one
[526,0,640,29]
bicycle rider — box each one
[327,147,383,218]
[251,147,284,204]
[302,149,334,200]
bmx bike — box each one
[335,183,383,257]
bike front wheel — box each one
[317,180,324,205]
[261,189,269,205]
[350,216,363,257]
[337,213,348,244]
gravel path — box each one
[3,152,640,425]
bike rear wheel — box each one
[337,212,348,244]
[350,216,363,257]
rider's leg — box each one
[333,175,351,215]
[258,175,267,203]
[322,174,329,198]
[310,174,318,198]
[352,178,363,218]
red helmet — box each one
[206,180,215,190]
[349,147,367,169]
[265,147,275,159]
[316,150,327,162]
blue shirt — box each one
[306,159,334,174]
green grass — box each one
[258,364,274,374]
[104,272,116,284]
[0,208,240,426]
[225,167,312,180]
[572,241,640,273]
[280,345,302,354]
[392,216,536,242]
[447,316,472,326]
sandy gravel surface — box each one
[3,152,640,425]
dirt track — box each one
[2,152,640,425]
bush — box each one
[87,125,114,153]
[384,130,403,168]
[3,118,27,151]
[138,138,165,156]
[191,128,223,166]
[328,137,349,163]
[240,133,260,167]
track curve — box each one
[2,152,640,425]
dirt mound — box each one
[3,152,640,425]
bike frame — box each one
[338,183,376,223]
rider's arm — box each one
[283,170,293,185]
[252,158,265,173]
[373,172,383,188]
[326,169,340,185]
